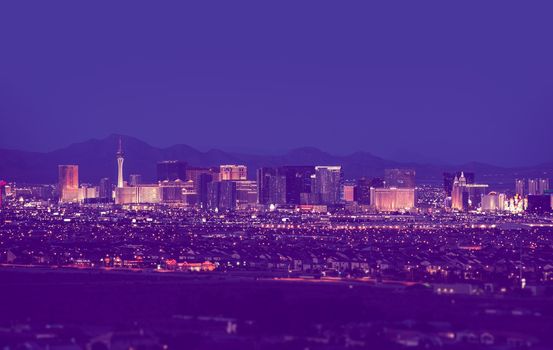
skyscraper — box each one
[198,173,215,207]
[157,160,187,182]
[207,181,237,210]
[99,178,112,200]
[58,165,79,203]
[385,169,416,188]
[515,179,525,197]
[528,179,538,196]
[538,178,549,195]
[220,165,247,181]
[279,166,316,205]
[451,173,467,211]
[116,138,124,188]
[186,167,220,194]
[257,167,286,205]
[235,180,258,208]
[354,178,372,205]
[313,166,342,204]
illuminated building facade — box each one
[58,165,79,203]
[220,165,247,181]
[343,184,355,202]
[481,192,506,212]
[370,187,415,212]
[115,185,161,205]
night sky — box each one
[1,1,552,166]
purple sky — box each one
[1,1,552,166]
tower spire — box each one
[116,137,124,188]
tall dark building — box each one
[279,166,316,205]
[186,167,220,188]
[385,169,416,188]
[354,177,384,205]
[157,160,187,182]
[354,178,372,205]
[198,173,214,207]
[207,181,237,210]
[99,178,112,200]
[257,167,286,205]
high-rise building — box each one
[198,173,215,208]
[129,174,142,187]
[538,178,549,195]
[116,138,124,188]
[186,167,220,192]
[157,160,187,182]
[312,166,342,204]
[257,167,286,205]
[235,180,258,208]
[528,179,539,196]
[385,169,416,188]
[207,181,237,210]
[451,173,467,211]
[354,177,386,205]
[99,178,112,200]
[515,179,525,197]
[160,180,195,204]
[58,165,79,203]
[280,166,316,205]
[354,178,372,205]
[220,165,247,181]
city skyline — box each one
[2,2,553,349]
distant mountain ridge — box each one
[0,134,551,189]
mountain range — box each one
[1,134,551,189]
